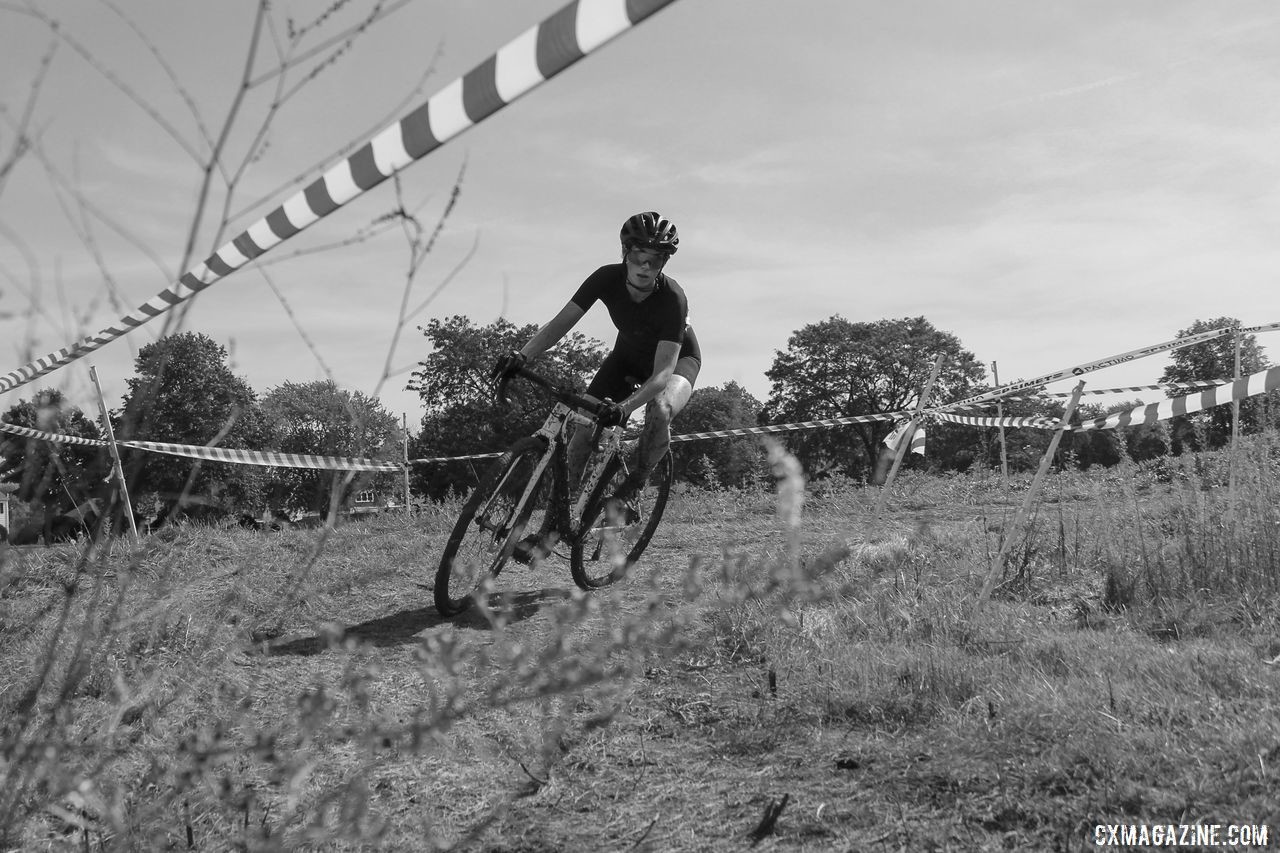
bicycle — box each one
[433,365,673,617]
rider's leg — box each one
[620,373,693,495]
[571,351,630,494]
[565,422,596,493]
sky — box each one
[2,0,1279,439]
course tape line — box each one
[1072,365,1280,432]
[0,0,678,397]
[0,421,109,447]
[0,420,401,471]
[1003,381,1224,399]
[933,413,1060,428]
[5,351,1273,470]
[935,325,1237,411]
[406,411,1059,465]
[121,441,403,471]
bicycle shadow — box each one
[263,586,575,657]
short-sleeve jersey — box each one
[570,263,696,369]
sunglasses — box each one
[625,249,669,270]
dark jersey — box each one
[570,263,699,371]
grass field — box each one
[3,436,1280,851]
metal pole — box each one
[89,365,139,544]
[992,360,1010,489]
[871,355,945,529]
[972,380,1085,616]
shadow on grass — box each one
[264,587,575,656]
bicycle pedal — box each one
[604,497,640,526]
[511,532,556,565]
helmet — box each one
[620,211,679,255]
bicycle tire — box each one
[435,436,549,616]
[570,450,672,590]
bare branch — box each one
[228,40,443,223]
[252,265,336,382]
[25,137,177,285]
[371,162,469,401]
[251,216,402,270]
[0,2,205,164]
[405,226,479,324]
[0,256,55,337]
[96,0,218,155]
[46,151,149,358]
[0,221,58,334]
[0,39,57,199]
[174,0,270,278]
[247,0,416,89]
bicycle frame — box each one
[476,370,629,549]
[435,364,664,615]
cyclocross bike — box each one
[433,364,673,617]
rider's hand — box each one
[489,350,527,383]
[597,399,627,428]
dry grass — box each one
[3,437,1280,850]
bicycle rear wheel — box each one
[570,450,672,590]
[435,436,550,616]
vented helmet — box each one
[620,211,679,255]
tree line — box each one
[1,333,402,541]
[409,313,1277,495]
[3,316,1274,540]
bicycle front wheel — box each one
[435,436,549,616]
[570,450,672,590]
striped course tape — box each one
[935,325,1237,411]
[0,0,679,397]
[0,420,401,471]
[120,441,402,472]
[933,412,1060,429]
[1072,366,1280,432]
[941,322,1280,412]
[406,410,1059,465]
[6,339,1276,468]
[1002,381,1224,399]
[0,421,109,448]
[883,421,927,456]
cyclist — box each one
[490,211,701,541]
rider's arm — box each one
[621,340,680,414]
[519,301,585,361]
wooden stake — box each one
[870,355,945,529]
[1228,326,1242,515]
[89,365,139,544]
[971,380,1085,616]
[992,360,1010,490]
[402,413,412,513]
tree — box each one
[1160,318,1271,452]
[260,380,401,514]
[0,390,109,541]
[923,390,1062,474]
[762,316,986,479]
[1121,420,1171,462]
[117,332,270,521]
[408,315,606,499]
[671,381,764,489]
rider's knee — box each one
[645,396,675,428]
